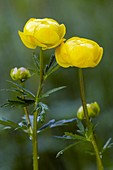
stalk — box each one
[32,48,44,170]
[78,68,104,170]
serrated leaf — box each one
[7,80,35,98]
[41,86,66,99]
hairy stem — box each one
[78,68,104,170]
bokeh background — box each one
[0,0,113,169]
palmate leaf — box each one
[7,80,35,99]
[38,118,77,133]
[0,118,27,132]
[41,86,66,99]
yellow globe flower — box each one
[18,18,66,50]
[55,37,103,68]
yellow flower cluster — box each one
[18,18,103,68]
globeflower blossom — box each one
[18,18,66,50]
[55,37,103,68]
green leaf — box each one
[0,118,27,132]
[7,80,35,98]
[56,141,82,158]
[32,102,48,123]
[44,59,60,80]
[38,118,77,133]
[44,54,56,73]
[58,132,86,141]
[1,88,26,96]
[65,132,86,141]
[101,138,113,154]
[1,98,34,108]
[41,86,66,99]
[32,53,40,73]
[76,120,85,135]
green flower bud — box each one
[89,102,100,117]
[77,102,100,120]
[77,106,84,120]
[10,67,31,82]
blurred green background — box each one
[0,0,113,169]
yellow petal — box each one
[34,27,60,45]
[23,18,38,34]
[18,31,37,49]
[55,43,71,68]
[59,24,66,38]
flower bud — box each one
[55,37,103,68]
[18,18,66,50]
[77,102,100,120]
[10,67,31,82]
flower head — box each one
[10,67,31,82]
[55,37,103,68]
[18,18,66,50]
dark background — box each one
[0,0,113,169]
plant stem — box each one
[21,82,33,136]
[92,135,104,170]
[32,48,44,170]
[78,68,90,128]
[78,68,104,170]
[24,107,33,135]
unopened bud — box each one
[77,102,100,120]
[10,67,31,82]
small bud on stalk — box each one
[10,67,31,82]
[77,102,100,120]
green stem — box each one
[78,68,104,170]
[92,135,104,170]
[32,48,44,170]
[78,68,90,128]
[24,107,33,136]
[21,82,33,136]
